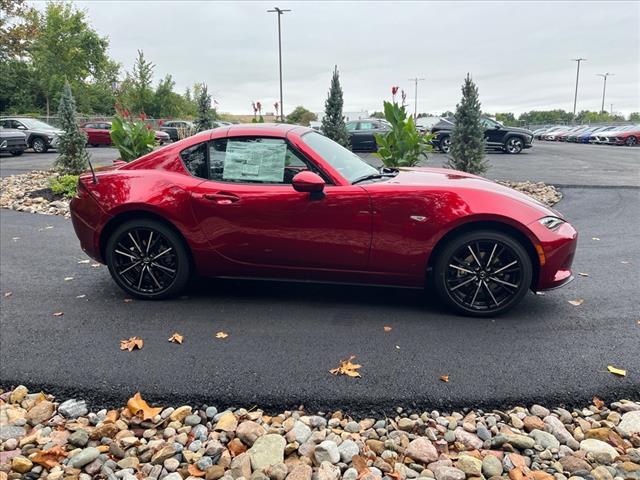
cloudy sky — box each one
[62,1,640,116]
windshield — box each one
[301,131,378,183]
[18,118,57,130]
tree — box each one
[194,84,213,132]
[54,82,89,175]
[629,112,640,122]
[494,112,517,126]
[320,66,349,146]
[369,111,385,119]
[447,74,488,175]
[286,105,316,126]
[120,50,155,115]
[0,0,37,61]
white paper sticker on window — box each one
[223,139,286,182]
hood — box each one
[504,126,533,135]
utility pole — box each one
[408,77,426,120]
[610,104,613,115]
[267,7,291,123]
[596,73,614,114]
[571,58,587,117]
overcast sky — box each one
[51,1,640,116]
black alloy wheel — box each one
[626,136,637,146]
[439,136,452,154]
[105,219,190,299]
[32,137,48,153]
[505,137,524,154]
[434,230,532,316]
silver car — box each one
[0,117,63,153]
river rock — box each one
[248,434,286,470]
[618,411,640,437]
[579,439,618,462]
[406,437,439,463]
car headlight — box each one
[539,216,565,230]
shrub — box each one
[320,66,349,148]
[50,174,79,198]
[374,97,434,167]
[110,110,156,162]
[54,82,89,175]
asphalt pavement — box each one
[1,187,638,414]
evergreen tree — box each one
[54,81,89,175]
[194,83,213,132]
[447,74,488,175]
[321,66,349,148]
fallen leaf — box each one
[91,263,100,268]
[592,237,600,241]
[330,355,362,378]
[578,272,589,277]
[607,365,626,377]
[592,397,605,409]
[383,326,392,332]
[215,331,229,339]
[568,299,584,306]
[120,336,143,351]
[64,277,74,281]
[123,298,133,303]
[188,464,206,477]
[45,225,53,229]
[77,259,90,264]
[4,292,12,297]
[76,294,86,299]
[127,392,162,420]
[32,445,67,469]
[168,332,184,344]
[440,375,450,382]
[52,312,64,317]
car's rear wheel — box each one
[31,137,48,153]
[626,136,637,146]
[105,219,191,299]
[505,136,524,154]
[433,230,532,316]
[439,135,451,153]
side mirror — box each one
[16,125,26,130]
[494,125,501,129]
[292,171,325,193]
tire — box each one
[10,150,24,156]
[433,230,532,317]
[626,136,637,146]
[504,136,524,154]
[31,137,48,153]
[105,219,191,300]
[439,135,451,154]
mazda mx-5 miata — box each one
[70,124,577,316]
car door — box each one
[352,121,378,151]
[186,135,372,272]
[482,118,505,147]
[98,123,112,144]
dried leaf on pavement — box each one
[123,298,133,303]
[120,336,143,351]
[607,365,626,377]
[77,259,90,264]
[592,397,605,409]
[168,332,184,344]
[330,355,362,378]
[592,237,600,241]
[4,292,12,297]
[578,272,589,277]
[568,299,584,306]
[64,277,74,281]
[32,445,67,469]
[52,311,64,317]
[440,375,450,382]
[215,331,229,339]
[76,294,86,299]
[127,392,162,420]
[383,326,392,332]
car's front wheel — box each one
[433,230,532,316]
[626,136,637,146]
[439,135,451,153]
[505,136,524,154]
[105,219,191,299]
[31,137,48,153]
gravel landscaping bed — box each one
[0,172,563,220]
[1,386,638,480]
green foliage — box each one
[369,111,385,119]
[194,84,214,132]
[320,66,349,147]
[0,0,37,61]
[54,82,89,175]
[494,112,517,126]
[518,109,574,125]
[629,112,640,122]
[447,74,488,175]
[110,112,156,162]
[287,106,317,126]
[49,174,79,199]
[374,101,434,167]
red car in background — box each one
[610,125,640,146]
[70,124,577,317]
[81,121,170,146]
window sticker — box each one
[223,140,287,182]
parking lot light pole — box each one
[409,77,425,120]
[268,7,291,123]
[596,73,614,114]
[571,58,587,117]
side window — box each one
[358,121,375,130]
[181,142,208,179]
[346,122,357,132]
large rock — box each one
[456,455,482,476]
[248,434,286,471]
[11,456,33,473]
[316,462,341,480]
[215,411,238,432]
[286,464,312,480]
[314,440,340,464]
[406,437,439,463]
[58,399,88,419]
[433,466,465,480]
[0,425,26,442]
[338,439,359,463]
[544,415,579,448]
[618,411,640,437]
[68,447,100,468]
[558,455,591,473]
[454,427,483,450]
[26,400,55,425]
[530,429,560,449]
[579,439,619,462]
[230,452,252,479]
[151,445,177,465]
[491,434,535,450]
[237,421,266,446]
[289,421,312,444]
[482,455,503,477]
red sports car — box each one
[70,124,577,316]
[81,121,170,146]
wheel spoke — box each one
[153,247,173,261]
[115,249,137,260]
[147,266,163,289]
[469,282,482,306]
[128,233,144,255]
[483,280,500,306]
[151,262,175,274]
[493,260,518,275]
[119,261,141,275]
[486,243,498,268]
[450,276,476,291]
[489,276,518,289]
[467,245,482,267]
[449,263,474,275]
[137,266,146,289]
[146,231,153,254]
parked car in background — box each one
[0,117,63,153]
[541,126,571,141]
[566,126,594,142]
[576,126,613,144]
[346,119,390,152]
[555,126,587,142]
[0,127,28,156]
[81,122,170,146]
[160,120,195,142]
[432,117,533,154]
[593,125,640,146]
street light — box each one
[596,73,614,114]
[267,7,291,123]
[571,58,587,117]
[408,77,425,120]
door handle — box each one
[202,192,241,204]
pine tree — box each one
[194,83,213,132]
[321,66,349,148]
[54,81,89,175]
[447,73,488,175]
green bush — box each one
[374,100,434,167]
[50,174,79,198]
[110,110,156,162]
